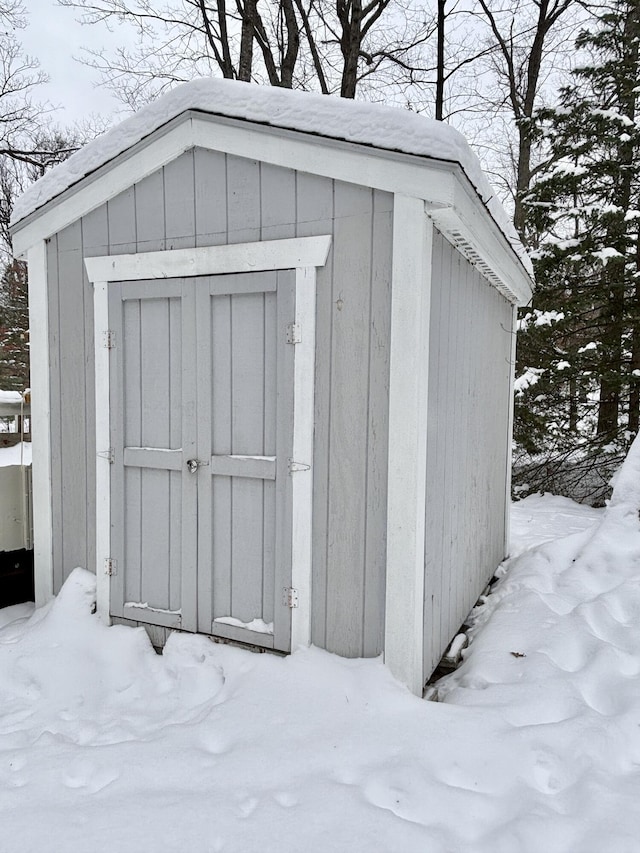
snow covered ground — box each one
[510,491,602,555]
[4,467,640,851]
[0,442,32,467]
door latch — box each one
[186,458,205,473]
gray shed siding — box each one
[423,229,514,679]
[46,147,393,658]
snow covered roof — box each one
[11,78,532,277]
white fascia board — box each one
[84,236,331,283]
[12,112,456,258]
[12,117,197,258]
[26,241,53,606]
[429,175,533,306]
[190,115,456,203]
[13,109,531,304]
[385,195,432,696]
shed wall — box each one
[46,147,393,658]
[423,228,514,679]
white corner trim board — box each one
[87,235,329,642]
[385,195,433,696]
[504,303,518,556]
[27,240,53,607]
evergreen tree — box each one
[0,259,29,391]
[513,0,640,501]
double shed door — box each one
[108,270,296,651]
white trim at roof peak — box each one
[11,114,455,257]
[12,109,531,304]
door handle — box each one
[186,458,209,473]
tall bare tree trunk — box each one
[478,0,575,243]
[435,0,446,120]
[237,0,256,80]
[338,0,363,98]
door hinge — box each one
[282,587,299,608]
[286,323,301,344]
[103,330,116,349]
[288,459,311,474]
[97,448,114,464]
[104,557,117,576]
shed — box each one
[11,80,532,695]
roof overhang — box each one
[11,109,532,305]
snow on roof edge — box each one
[11,78,532,277]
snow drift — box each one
[2,442,640,851]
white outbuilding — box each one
[11,80,532,695]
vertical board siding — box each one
[55,222,89,581]
[194,148,227,246]
[365,193,393,656]
[296,172,334,652]
[164,153,195,248]
[423,230,513,678]
[47,148,393,660]
[324,182,373,657]
[107,187,136,253]
[261,163,296,241]
[81,207,107,587]
[135,170,165,251]
[47,235,63,594]
[226,155,261,244]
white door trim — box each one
[290,266,317,650]
[93,279,111,623]
[86,235,330,647]
[84,236,331,283]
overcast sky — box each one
[22,0,123,124]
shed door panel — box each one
[109,280,197,630]
[109,271,296,651]
[197,272,295,651]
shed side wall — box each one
[423,228,514,679]
[46,147,392,658]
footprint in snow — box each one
[273,791,298,808]
[7,760,28,788]
[8,753,27,772]
[363,768,433,825]
[237,796,259,818]
[331,766,361,786]
[578,597,631,647]
[62,760,120,793]
[530,748,580,795]
[198,729,234,756]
